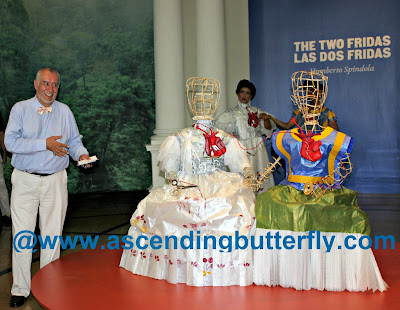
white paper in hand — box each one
[78,155,98,166]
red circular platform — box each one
[32,246,400,310]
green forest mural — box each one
[0,0,155,193]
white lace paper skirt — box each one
[253,228,388,292]
[120,170,256,286]
[120,228,254,286]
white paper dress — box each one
[120,120,256,286]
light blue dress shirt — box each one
[5,96,88,174]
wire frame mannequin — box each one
[186,77,220,120]
[254,71,352,196]
[290,71,328,133]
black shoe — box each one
[10,295,26,308]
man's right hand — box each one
[46,136,69,157]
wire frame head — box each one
[291,71,328,125]
[186,77,220,120]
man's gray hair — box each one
[35,67,60,84]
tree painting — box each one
[0,0,155,193]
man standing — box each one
[5,67,92,308]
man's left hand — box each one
[79,154,93,169]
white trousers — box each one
[11,169,68,297]
[0,162,10,216]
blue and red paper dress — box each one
[254,126,387,292]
